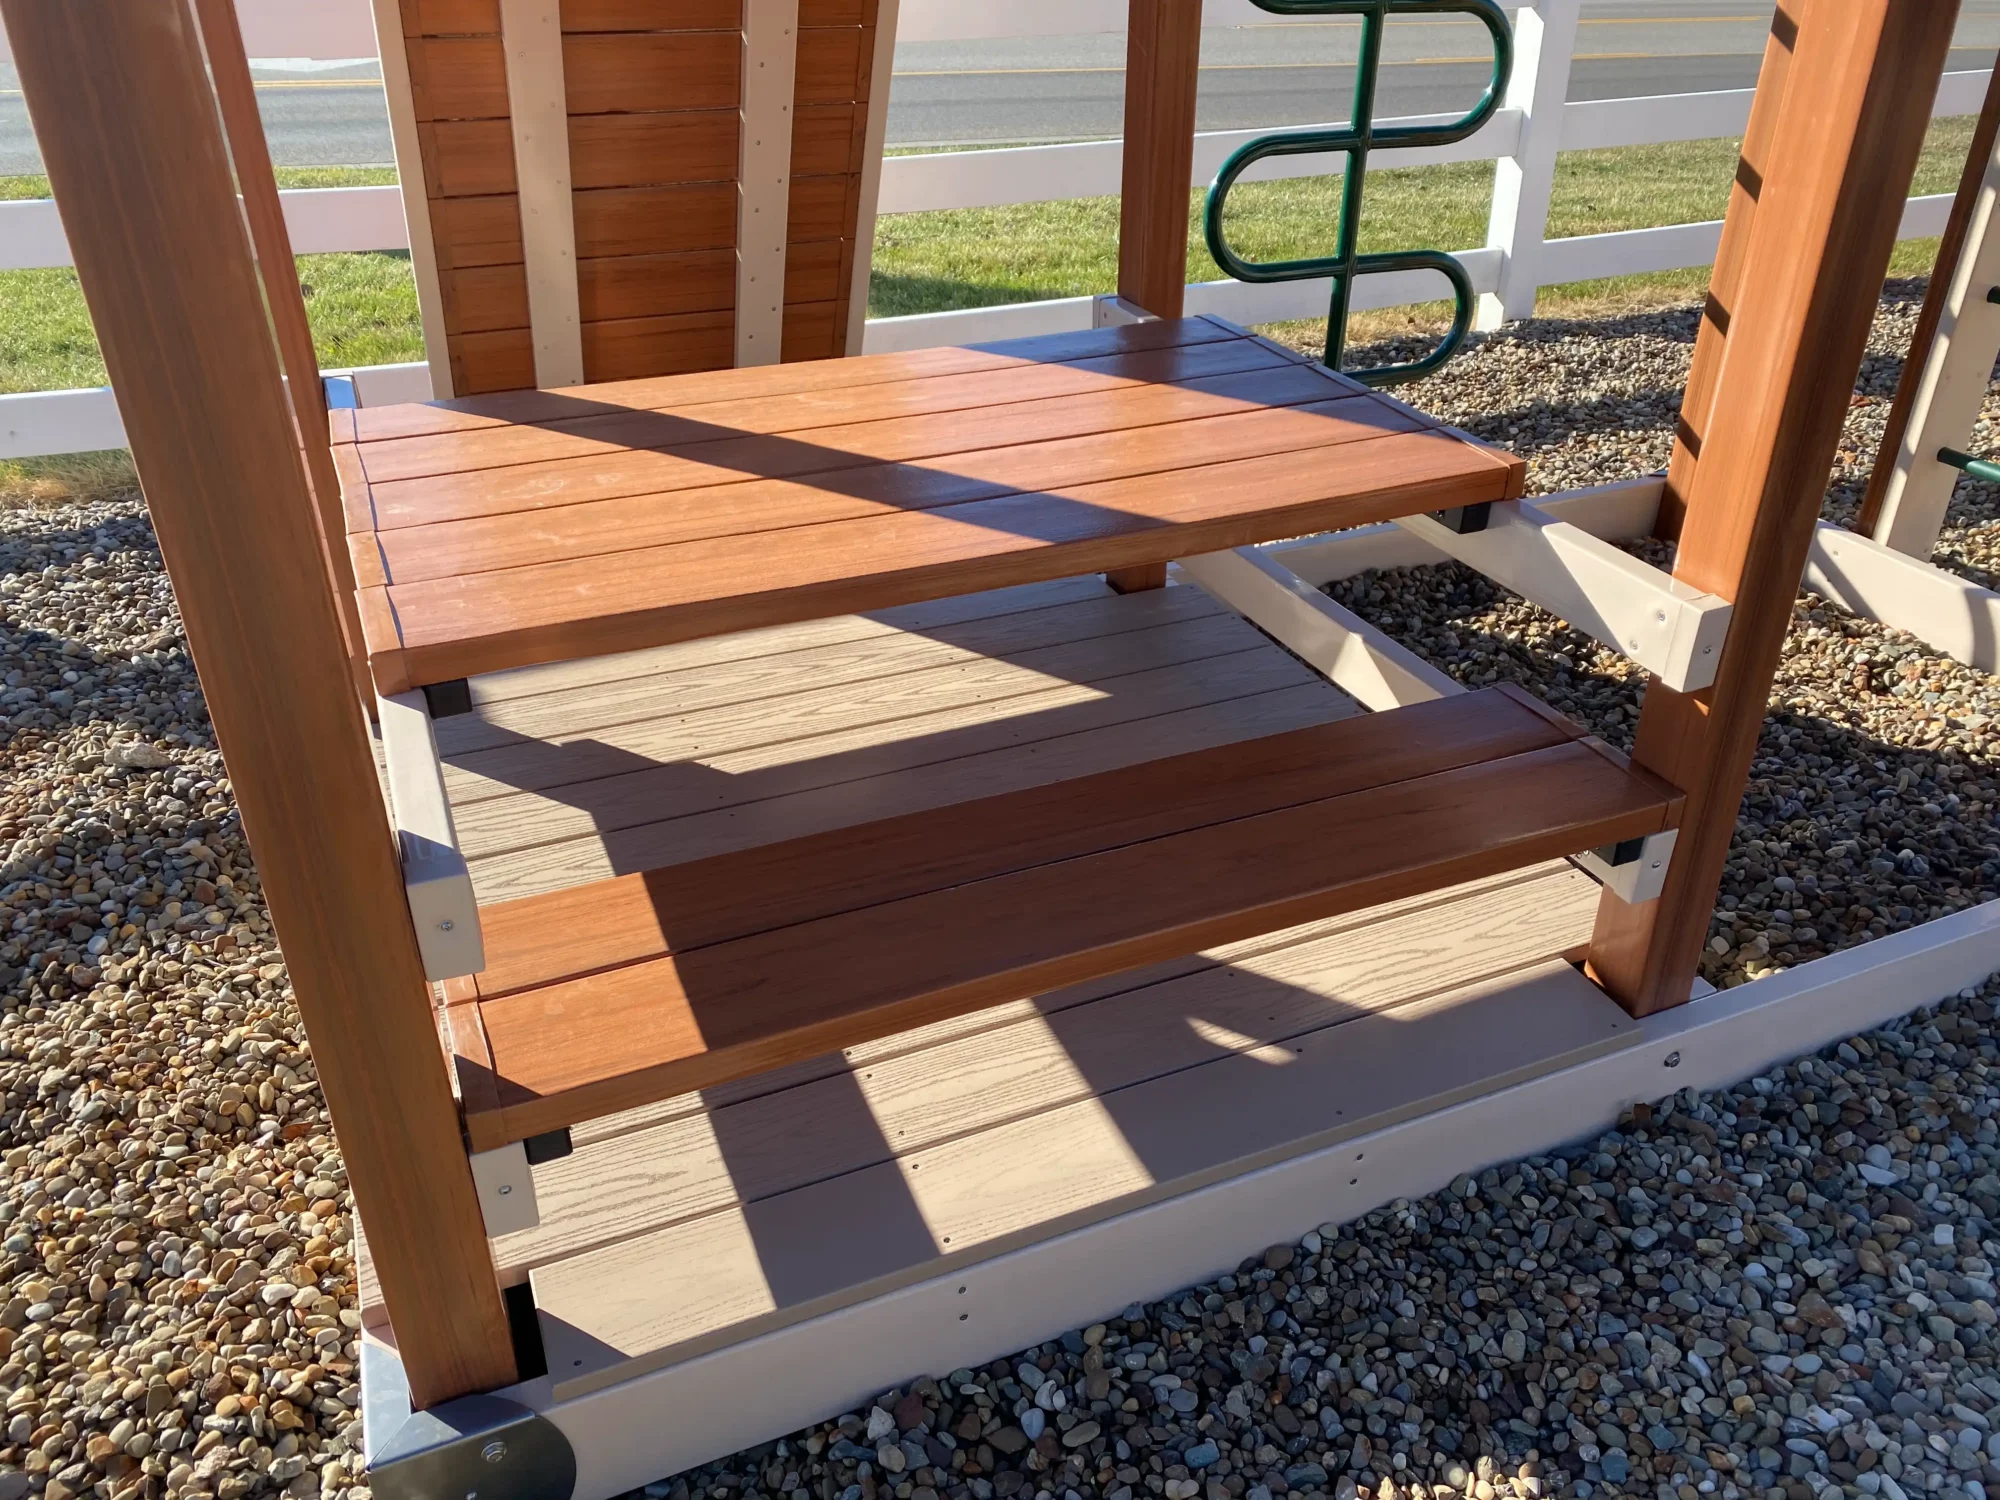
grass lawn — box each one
[0,118,1976,498]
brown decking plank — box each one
[361,427,1519,691]
[343,316,1260,443]
[464,686,1574,998]
[459,732,1676,1149]
[358,387,1409,586]
[348,336,1299,485]
[353,361,1373,536]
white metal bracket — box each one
[1091,293,1158,327]
[1395,499,1732,692]
[469,1142,542,1236]
[1575,827,1678,905]
[376,690,485,980]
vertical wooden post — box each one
[1117,0,1202,320]
[1586,0,1960,1018]
[1471,0,1581,332]
[1855,64,2000,552]
[5,0,518,1406]
[1107,0,1201,595]
[1654,6,1797,541]
[192,0,374,709]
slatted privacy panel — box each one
[379,0,886,391]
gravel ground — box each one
[0,286,1993,1500]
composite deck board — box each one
[338,317,1248,444]
[488,862,1599,1280]
[335,319,1519,691]
[450,688,1676,1149]
[354,381,1403,582]
[528,958,1637,1397]
[444,609,1269,814]
[435,582,1228,754]
[347,336,1305,489]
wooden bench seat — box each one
[337,317,1523,694]
[440,684,1680,1151]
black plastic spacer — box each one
[1430,501,1491,535]
[421,678,473,718]
[523,1127,573,1166]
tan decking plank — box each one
[530,957,1638,1396]
[463,665,1338,902]
[448,606,1272,818]
[490,863,1598,1279]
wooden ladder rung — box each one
[443,684,1681,1151]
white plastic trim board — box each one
[736,0,801,367]
[500,0,586,389]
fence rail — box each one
[0,0,1985,457]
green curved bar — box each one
[1200,0,1512,387]
[1939,446,2000,485]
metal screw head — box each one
[439,919,455,932]
[1664,1051,1682,1068]
[482,1440,508,1465]
[497,1183,513,1196]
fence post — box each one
[1473,0,1580,332]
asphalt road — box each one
[0,2,1997,172]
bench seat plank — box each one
[446,685,1680,1149]
[335,318,1522,693]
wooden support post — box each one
[1108,0,1201,595]
[1586,0,1960,1018]
[1654,7,1796,542]
[5,0,518,1406]
[1117,0,1202,321]
[1855,63,2000,554]
[192,0,374,710]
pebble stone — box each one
[0,283,1994,1500]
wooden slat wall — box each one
[782,0,876,362]
[399,0,535,393]
[392,0,882,389]
[562,0,740,381]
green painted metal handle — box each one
[1201,0,1512,387]
[1940,446,2000,484]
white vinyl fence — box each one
[0,0,1981,456]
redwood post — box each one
[3,0,518,1406]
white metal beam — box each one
[1394,500,1731,692]
[375,691,484,982]
[843,0,901,356]
[1805,518,2000,676]
[369,0,455,399]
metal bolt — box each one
[482,1441,507,1465]
[439,919,455,932]
[1664,1051,1682,1068]
[497,1183,512,1196]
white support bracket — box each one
[469,1142,542,1236]
[735,0,801,367]
[1174,547,1459,710]
[1574,827,1678,905]
[376,690,485,981]
[1091,294,1158,328]
[1394,500,1732,692]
